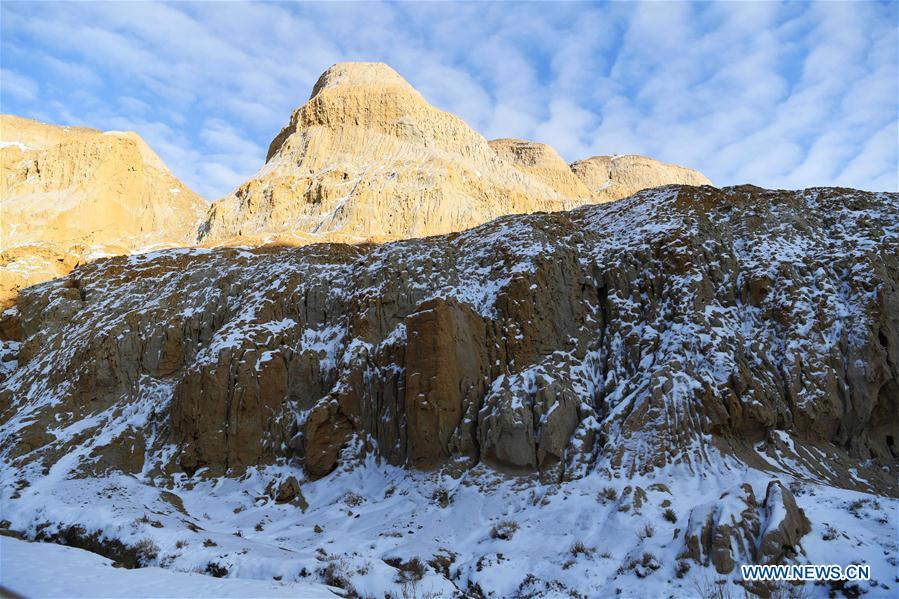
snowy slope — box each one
[0,535,337,598]
[0,463,895,598]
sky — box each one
[1,1,896,199]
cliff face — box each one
[2,184,897,594]
[2,185,895,495]
[0,115,207,309]
[198,63,710,247]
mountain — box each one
[571,154,712,202]
[1,64,711,310]
[0,115,207,309]
[2,184,895,596]
[199,63,709,245]
[488,138,594,198]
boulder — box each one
[272,475,308,510]
[757,481,811,564]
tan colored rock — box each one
[488,138,592,200]
[199,62,582,246]
[757,480,811,564]
[0,244,82,311]
[570,154,711,202]
[0,114,206,308]
[404,298,489,469]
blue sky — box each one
[1,1,896,198]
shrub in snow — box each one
[597,487,618,504]
[387,557,425,584]
[133,538,159,566]
[490,520,519,540]
[205,562,228,578]
[317,558,355,594]
[619,552,660,578]
[570,541,594,557]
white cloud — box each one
[0,68,38,102]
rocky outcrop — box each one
[1,186,896,498]
[270,475,307,509]
[681,483,761,574]
[0,115,207,309]
[757,480,812,564]
[570,154,711,202]
[681,480,811,573]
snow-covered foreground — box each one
[1,457,896,598]
[0,535,337,598]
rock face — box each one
[571,154,711,202]
[1,185,896,499]
[198,63,709,246]
[488,138,592,200]
[0,115,207,309]
[403,298,488,469]
[199,62,581,246]
[681,480,811,574]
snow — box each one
[0,536,338,598]
[0,141,34,151]
[1,461,895,598]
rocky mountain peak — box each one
[308,61,417,99]
[265,61,487,163]
[205,62,711,247]
[206,63,584,246]
[571,154,712,202]
[489,138,593,199]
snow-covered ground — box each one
[0,535,337,598]
[1,457,896,598]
